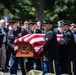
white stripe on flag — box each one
[24,34,36,42]
[14,39,18,43]
[14,46,18,51]
[19,34,31,41]
[37,34,45,36]
[34,45,43,52]
[57,34,63,36]
[30,37,44,44]
[57,38,61,42]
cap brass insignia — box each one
[45,37,48,41]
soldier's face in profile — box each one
[60,26,64,32]
[44,24,52,31]
[30,24,36,31]
[61,25,70,31]
[44,24,47,31]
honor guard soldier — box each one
[42,19,60,75]
[58,20,76,75]
[7,21,26,75]
[25,20,42,72]
[29,20,43,34]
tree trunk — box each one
[33,0,44,26]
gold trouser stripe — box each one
[71,61,74,75]
[23,58,27,73]
[41,57,42,68]
[23,57,42,73]
[53,60,56,75]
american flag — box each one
[14,34,62,56]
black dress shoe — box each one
[1,68,8,72]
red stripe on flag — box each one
[14,43,18,46]
[14,49,18,54]
[57,36,62,38]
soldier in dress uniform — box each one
[7,21,26,75]
[29,20,43,34]
[25,20,42,72]
[58,20,76,75]
[42,19,60,75]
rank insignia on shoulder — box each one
[45,37,48,41]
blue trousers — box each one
[42,60,60,75]
[10,57,26,75]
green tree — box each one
[0,0,76,26]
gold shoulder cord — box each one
[71,61,74,75]
[53,60,56,75]
[23,58,27,73]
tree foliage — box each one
[0,0,76,25]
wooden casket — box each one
[16,42,35,57]
[14,34,45,57]
[14,34,62,57]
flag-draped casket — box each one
[14,34,62,57]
